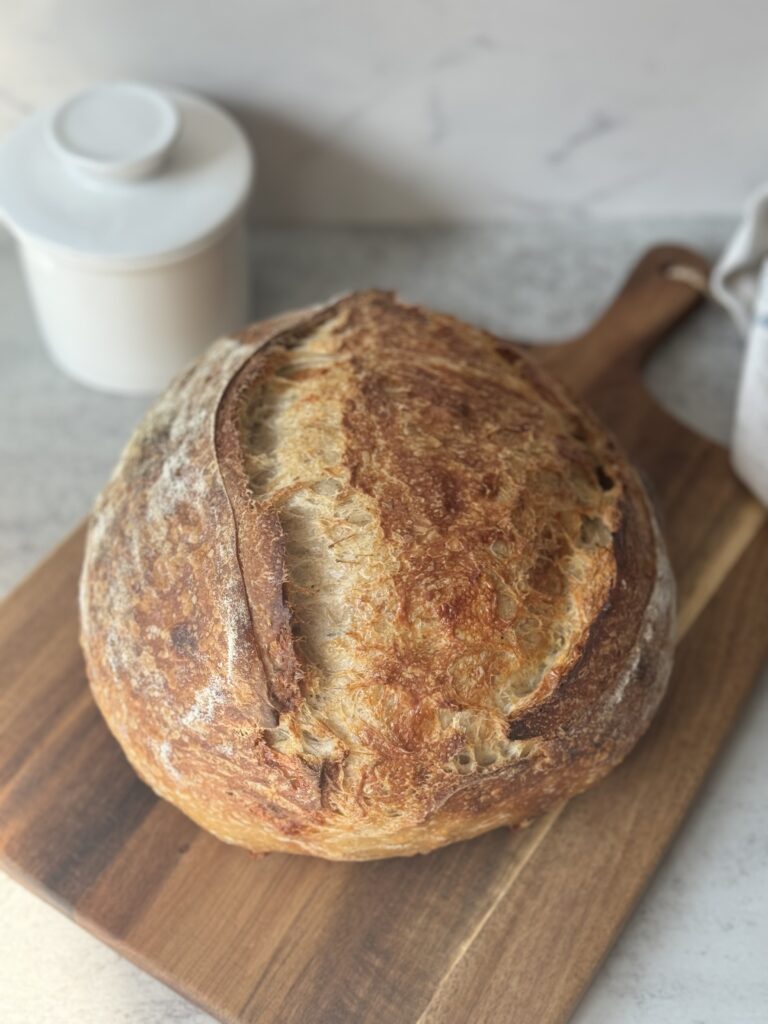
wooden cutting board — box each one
[1,246,766,1024]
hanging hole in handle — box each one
[661,263,710,295]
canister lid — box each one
[0,81,254,267]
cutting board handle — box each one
[537,245,711,393]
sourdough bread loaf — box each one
[80,291,674,860]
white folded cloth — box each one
[711,189,768,506]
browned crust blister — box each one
[79,292,674,860]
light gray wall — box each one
[0,1,765,223]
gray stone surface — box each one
[0,221,765,1023]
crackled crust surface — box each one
[80,292,675,859]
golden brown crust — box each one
[80,292,674,859]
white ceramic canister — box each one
[0,81,254,393]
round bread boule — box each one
[80,291,674,860]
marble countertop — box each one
[0,220,765,1023]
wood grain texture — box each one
[0,245,766,1024]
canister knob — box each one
[48,82,180,182]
